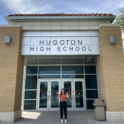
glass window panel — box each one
[75,81,83,107]
[25,57,38,65]
[39,66,60,74]
[51,81,59,108]
[64,81,72,108]
[39,75,60,79]
[85,66,96,74]
[87,100,94,109]
[39,81,48,108]
[24,100,36,110]
[85,75,97,89]
[86,90,98,98]
[25,91,37,99]
[62,66,84,74]
[25,76,37,89]
[62,75,84,78]
[26,66,38,74]
[62,58,84,64]
[39,58,61,64]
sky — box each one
[0,0,124,25]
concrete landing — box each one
[15,111,123,124]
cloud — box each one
[53,0,124,14]
[0,0,124,15]
[0,0,52,14]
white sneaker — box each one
[61,119,63,123]
[65,119,67,123]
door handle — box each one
[73,95,75,100]
[71,95,73,99]
[49,95,51,101]
[47,95,49,100]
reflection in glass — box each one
[62,66,84,74]
[39,66,60,74]
[64,81,72,107]
[62,75,84,78]
[38,75,60,79]
[25,91,36,99]
[86,90,98,98]
[25,76,37,89]
[87,100,94,109]
[75,81,83,107]
[39,82,47,108]
[85,75,97,89]
[26,66,38,74]
[51,81,59,108]
[24,100,36,110]
[85,66,96,74]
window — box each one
[26,66,38,74]
[39,66,60,74]
[85,66,98,109]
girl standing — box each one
[57,88,69,123]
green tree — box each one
[114,8,124,32]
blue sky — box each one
[0,0,124,25]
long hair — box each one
[60,88,66,95]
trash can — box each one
[93,99,105,121]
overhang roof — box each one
[5,13,116,23]
[8,13,113,16]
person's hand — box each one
[56,91,59,95]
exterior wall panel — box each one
[97,26,124,122]
[0,27,24,122]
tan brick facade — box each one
[0,27,24,112]
[97,26,124,112]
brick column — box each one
[97,25,124,122]
[0,26,24,123]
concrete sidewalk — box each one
[15,111,123,124]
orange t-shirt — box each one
[59,94,67,102]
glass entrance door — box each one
[49,79,60,110]
[38,79,60,111]
[62,80,73,110]
[38,80,49,111]
[62,79,85,110]
[73,79,86,110]
[38,79,85,111]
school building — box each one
[0,13,124,123]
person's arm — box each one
[66,92,69,98]
[57,92,60,99]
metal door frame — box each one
[62,79,74,110]
[62,78,86,111]
[37,79,61,111]
[37,79,49,111]
[49,79,61,111]
[73,79,86,110]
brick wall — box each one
[0,27,24,112]
[97,26,124,111]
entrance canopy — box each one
[24,55,97,65]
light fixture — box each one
[110,35,116,43]
[4,36,11,43]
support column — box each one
[97,24,124,123]
[0,26,24,123]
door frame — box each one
[37,79,49,111]
[62,78,86,111]
[37,78,86,111]
[73,79,86,110]
[62,79,74,110]
[37,79,61,111]
[49,79,61,111]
